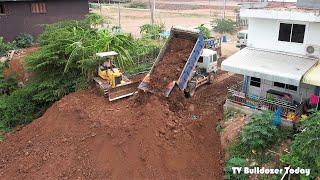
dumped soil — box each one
[149,37,194,90]
[0,71,241,179]
[3,46,39,84]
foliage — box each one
[212,18,235,34]
[240,111,278,152]
[281,111,320,178]
[228,111,281,164]
[224,157,249,180]
[13,33,33,48]
[223,107,240,121]
[195,24,211,39]
[125,2,147,9]
[0,37,13,56]
[0,84,39,129]
[0,62,18,95]
[85,13,104,27]
[140,24,165,40]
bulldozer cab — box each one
[96,51,123,88]
[96,51,118,70]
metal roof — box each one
[302,62,320,86]
[221,47,318,86]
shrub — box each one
[13,33,34,48]
[0,84,39,128]
[0,37,13,56]
[281,111,320,178]
[0,62,18,95]
[239,111,278,153]
[212,18,235,34]
[125,2,147,9]
[140,24,165,40]
[224,157,249,180]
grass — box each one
[223,107,240,121]
[124,2,147,9]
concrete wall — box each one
[297,0,320,9]
[0,0,89,41]
[247,18,320,56]
[246,76,316,102]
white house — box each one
[221,0,320,121]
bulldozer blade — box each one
[108,81,140,101]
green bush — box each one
[0,37,13,56]
[224,157,249,180]
[281,111,320,179]
[125,2,147,9]
[0,62,18,95]
[13,33,34,48]
[240,111,278,152]
[0,84,39,128]
[140,24,165,40]
[212,18,235,34]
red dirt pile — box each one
[149,37,194,90]
[0,72,241,179]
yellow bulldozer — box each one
[93,51,139,101]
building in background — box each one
[222,0,320,122]
[0,0,89,41]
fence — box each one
[227,82,304,121]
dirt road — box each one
[93,5,237,37]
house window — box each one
[0,3,7,14]
[31,3,47,14]
[286,84,298,91]
[250,77,261,88]
[274,82,285,88]
[278,23,306,43]
[273,82,298,91]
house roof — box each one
[303,62,320,86]
[221,48,318,86]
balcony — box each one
[226,82,305,121]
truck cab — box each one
[236,30,248,49]
[197,49,218,73]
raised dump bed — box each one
[138,27,205,96]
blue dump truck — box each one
[139,27,219,97]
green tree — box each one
[195,24,211,39]
[140,23,165,40]
[212,18,235,34]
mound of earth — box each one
[0,72,241,179]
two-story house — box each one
[221,0,320,121]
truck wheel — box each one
[208,74,215,84]
[184,83,196,98]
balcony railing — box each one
[227,82,304,121]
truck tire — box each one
[207,74,215,84]
[184,82,196,98]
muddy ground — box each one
[0,70,241,179]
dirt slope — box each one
[0,72,241,179]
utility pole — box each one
[149,0,155,24]
[98,0,102,16]
[223,0,226,19]
[118,2,121,28]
